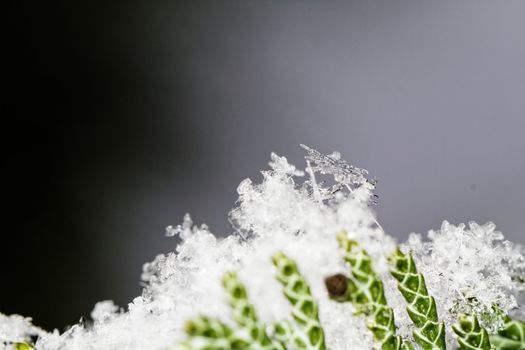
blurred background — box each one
[6,0,524,332]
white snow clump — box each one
[1,146,523,350]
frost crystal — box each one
[300,144,376,205]
[403,221,525,338]
[1,146,523,350]
[90,301,119,324]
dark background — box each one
[6,1,525,331]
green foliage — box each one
[489,316,525,350]
[15,343,35,350]
[222,271,284,350]
[272,251,326,350]
[389,249,446,350]
[176,253,326,350]
[175,316,248,350]
[452,314,492,350]
[329,231,415,350]
[272,320,295,346]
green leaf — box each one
[389,249,446,350]
[272,251,326,350]
[490,316,525,350]
[452,314,492,350]
[177,316,248,350]
[222,271,284,350]
[15,343,35,350]
[331,231,414,350]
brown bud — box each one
[325,273,348,299]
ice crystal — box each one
[1,146,523,350]
[300,144,376,205]
[403,221,525,338]
[90,301,119,324]
[300,144,371,190]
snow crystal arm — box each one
[389,249,446,350]
[452,314,492,350]
[489,316,525,350]
[272,251,326,350]
[222,271,284,350]
[300,144,371,187]
[299,144,377,204]
[328,232,415,350]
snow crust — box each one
[1,147,523,350]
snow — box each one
[0,314,44,347]
[402,221,525,346]
[1,146,523,350]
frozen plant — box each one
[1,146,524,350]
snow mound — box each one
[1,147,523,350]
